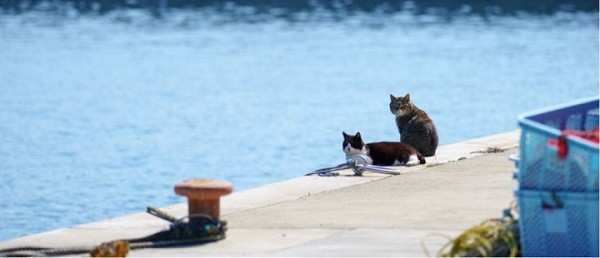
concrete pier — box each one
[0,130,520,257]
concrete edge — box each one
[0,129,521,242]
[75,130,520,228]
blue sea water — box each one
[0,4,598,241]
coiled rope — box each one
[420,206,520,257]
[0,207,226,257]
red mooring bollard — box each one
[174,178,232,223]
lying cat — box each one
[389,93,439,157]
[342,132,425,166]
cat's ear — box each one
[390,94,396,101]
[355,132,361,139]
[403,94,411,102]
[343,132,350,139]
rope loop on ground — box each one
[0,208,227,257]
[421,215,519,257]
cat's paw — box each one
[405,155,421,166]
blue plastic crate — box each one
[517,97,599,191]
[516,190,599,257]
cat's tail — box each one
[417,153,426,164]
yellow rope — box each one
[421,218,518,257]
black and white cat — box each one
[342,132,426,166]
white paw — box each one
[405,155,420,166]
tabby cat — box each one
[389,93,438,157]
[342,131,425,166]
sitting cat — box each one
[389,93,439,157]
[343,131,425,166]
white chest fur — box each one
[344,143,373,165]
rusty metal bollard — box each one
[174,178,232,223]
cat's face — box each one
[389,94,412,117]
[342,132,365,155]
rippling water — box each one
[0,2,598,241]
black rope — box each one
[0,210,227,257]
[0,246,94,257]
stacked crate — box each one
[514,97,599,257]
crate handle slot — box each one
[541,192,564,210]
